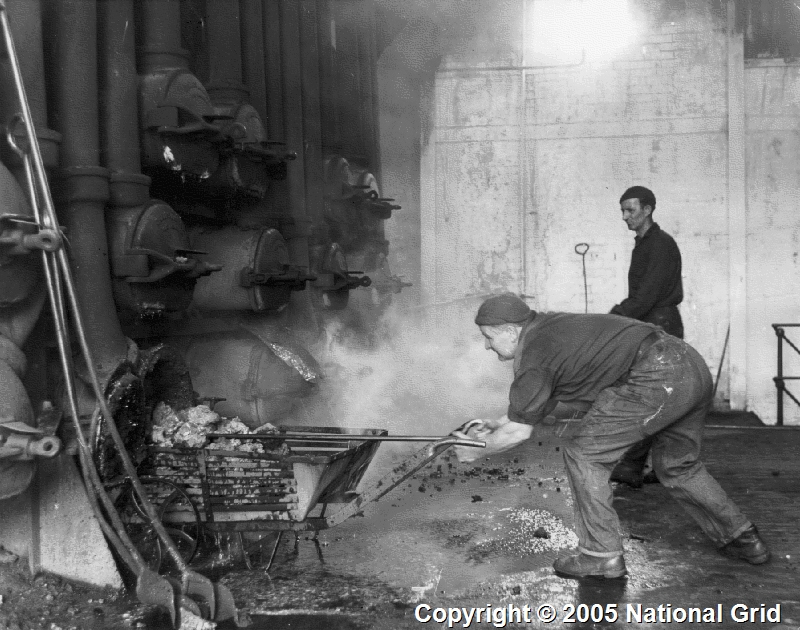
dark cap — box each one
[620,186,656,210]
[475,293,532,326]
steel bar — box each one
[706,425,800,430]
[208,432,486,446]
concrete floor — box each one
[214,411,800,630]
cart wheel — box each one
[112,477,202,573]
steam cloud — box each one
[297,296,514,479]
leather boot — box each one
[720,525,770,565]
[553,552,627,579]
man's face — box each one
[620,197,652,234]
[480,325,519,361]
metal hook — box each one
[5,112,30,158]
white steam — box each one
[295,298,514,480]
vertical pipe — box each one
[263,1,285,143]
[279,0,309,270]
[139,0,187,72]
[206,0,246,99]
[333,2,364,160]
[726,0,747,410]
[316,0,339,155]
[98,0,151,227]
[299,0,325,241]
[240,0,268,124]
[98,0,144,176]
[356,0,381,178]
[42,0,127,378]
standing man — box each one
[453,293,769,579]
[610,186,683,487]
[610,185,683,336]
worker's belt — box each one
[632,330,662,365]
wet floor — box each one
[185,412,800,629]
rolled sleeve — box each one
[507,366,557,425]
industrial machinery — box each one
[0,0,412,626]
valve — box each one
[0,214,63,254]
[0,421,61,461]
[239,266,315,291]
[122,248,222,284]
[351,187,402,220]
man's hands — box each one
[450,415,532,463]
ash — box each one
[474,509,578,557]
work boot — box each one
[553,552,627,579]
[609,463,643,488]
[720,526,770,565]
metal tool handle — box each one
[208,432,485,445]
[323,436,484,529]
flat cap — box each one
[475,293,531,326]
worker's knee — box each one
[563,434,630,465]
[652,452,702,485]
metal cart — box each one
[112,426,483,572]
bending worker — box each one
[453,293,769,579]
[610,186,683,488]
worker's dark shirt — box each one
[610,223,682,321]
[507,312,657,425]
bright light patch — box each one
[526,0,639,66]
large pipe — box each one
[206,0,246,101]
[263,1,285,144]
[299,0,325,243]
[98,0,145,177]
[240,0,268,124]
[357,1,382,180]
[316,0,340,156]
[98,0,152,266]
[280,0,309,270]
[138,0,186,72]
[262,0,310,271]
[42,0,127,379]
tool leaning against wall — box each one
[574,242,590,314]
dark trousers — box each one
[563,331,750,556]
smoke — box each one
[296,297,513,475]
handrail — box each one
[771,324,800,426]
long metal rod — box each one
[8,129,179,622]
[208,432,486,446]
[706,424,800,430]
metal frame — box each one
[771,324,800,425]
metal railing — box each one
[772,324,800,426]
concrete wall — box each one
[410,0,800,424]
[745,62,800,424]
